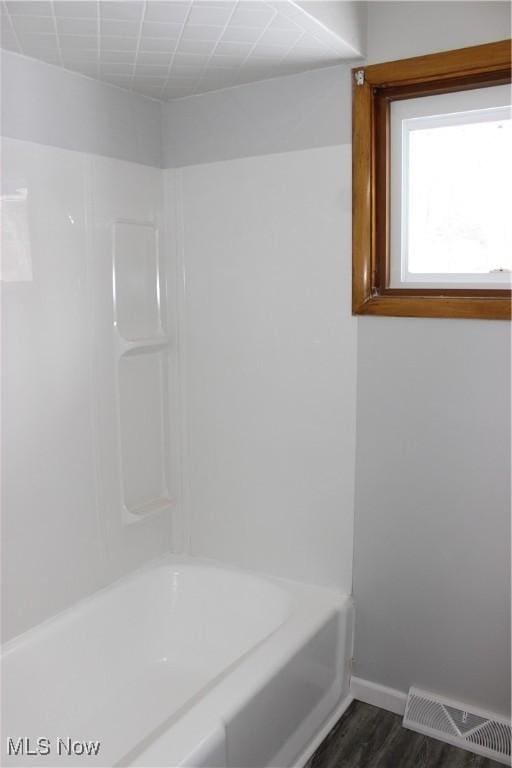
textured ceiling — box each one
[1,0,358,101]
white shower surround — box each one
[2,133,356,642]
[1,559,353,767]
[1,125,356,763]
[1,138,179,641]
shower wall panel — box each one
[169,144,357,592]
[1,138,179,641]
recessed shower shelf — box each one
[110,217,172,528]
[123,496,175,525]
[115,334,171,357]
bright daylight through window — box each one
[390,85,512,289]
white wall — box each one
[162,63,352,168]
[170,144,356,591]
[1,50,162,167]
[353,318,511,716]
[366,1,510,64]
[352,0,511,718]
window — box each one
[392,87,511,288]
[352,39,511,319]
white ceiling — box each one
[1,1,359,101]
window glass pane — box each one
[406,110,511,277]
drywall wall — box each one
[352,0,511,718]
[366,1,510,64]
[353,318,511,716]
[1,50,162,167]
[161,63,353,168]
[170,143,356,591]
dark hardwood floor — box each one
[305,701,505,768]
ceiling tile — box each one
[163,84,195,99]
[100,1,144,21]
[15,32,58,50]
[56,18,98,36]
[132,75,165,87]
[136,50,173,65]
[135,64,170,76]
[267,1,302,20]
[229,5,275,28]
[173,52,209,66]
[142,21,183,38]
[214,41,252,56]
[291,34,330,55]
[176,38,216,54]
[100,72,132,85]
[140,37,178,52]
[1,27,20,51]
[101,35,138,50]
[144,2,190,24]
[1,0,356,103]
[61,48,98,61]
[11,15,55,35]
[186,4,233,27]
[180,24,223,42]
[210,54,245,68]
[101,19,140,36]
[267,13,301,31]
[54,2,98,19]
[250,44,288,60]
[220,26,261,43]
[99,49,136,62]
[6,1,53,15]
[258,26,302,47]
[100,61,132,74]
[169,63,201,78]
[59,34,98,50]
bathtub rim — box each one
[1,554,297,654]
[1,553,347,654]
[1,555,353,768]
[122,558,353,767]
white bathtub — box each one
[1,558,353,768]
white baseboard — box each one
[350,676,407,716]
[296,693,353,767]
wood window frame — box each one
[352,39,512,320]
